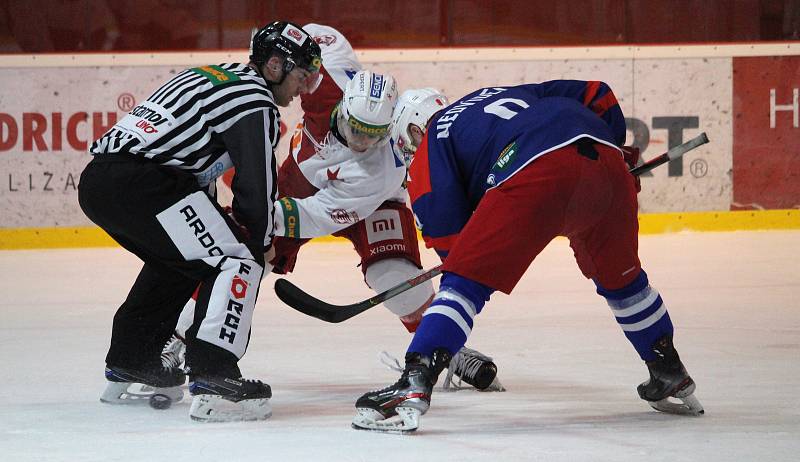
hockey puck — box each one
[149,394,172,410]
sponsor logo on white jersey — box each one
[330,208,359,224]
[366,209,403,243]
[313,34,337,46]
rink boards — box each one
[0,43,797,248]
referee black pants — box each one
[78,155,265,376]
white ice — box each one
[1,231,798,461]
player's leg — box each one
[98,256,197,406]
[155,283,199,370]
[339,201,432,331]
[344,202,503,390]
[365,258,433,330]
[354,152,575,431]
[569,143,702,415]
[163,233,310,370]
[352,348,453,433]
[80,159,196,406]
[79,158,271,419]
[403,158,568,361]
[106,259,197,370]
[155,192,271,422]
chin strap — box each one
[329,102,349,147]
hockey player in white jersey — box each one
[270,24,503,392]
[167,24,503,393]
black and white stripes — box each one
[91,63,279,173]
[90,62,282,250]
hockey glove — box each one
[269,236,308,274]
[222,205,251,240]
[621,146,642,192]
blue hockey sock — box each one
[595,270,674,361]
[407,272,493,357]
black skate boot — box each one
[638,336,704,416]
[189,374,272,422]
[353,349,451,433]
[443,346,505,392]
[101,364,186,408]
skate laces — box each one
[442,347,492,390]
[378,351,404,372]
[381,349,491,391]
[160,334,186,369]
[368,351,426,395]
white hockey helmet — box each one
[338,70,398,152]
[391,88,449,155]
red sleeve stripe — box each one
[590,91,619,116]
[423,233,458,252]
[408,132,433,203]
[583,81,601,106]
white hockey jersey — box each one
[272,24,407,239]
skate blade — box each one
[441,376,506,393]
[189,394,272,422]
[100,382,183,405]
[648,393,704,416]
[351,407,420,434]
[482,377,506,392]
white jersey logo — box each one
[366,209,403,244]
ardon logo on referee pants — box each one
[179,205,223,257]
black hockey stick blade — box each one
[274,278,361,323]
[629,132,709,176]
[275,265,443,323]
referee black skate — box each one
[79,21,321,422]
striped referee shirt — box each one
[90,63,281,250]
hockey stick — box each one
[275,265,443,323]
[275,132,709,323]
[630,132,709,176]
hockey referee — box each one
[78,21,321,422]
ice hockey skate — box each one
[100,365,186,407]
[380,345,504,392]
[638,336,704,416]
[189,375,272,422]
[442,346,505,392]
[160,333,186,370]
[353,349,451,433]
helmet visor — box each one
[337,112,390,152]
[305,55,322,93]
[287,54,322,94]
[287,67,322,95]
[303,70,323,94]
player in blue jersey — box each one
[352,81,704,433]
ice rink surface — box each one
[1,231,798,461]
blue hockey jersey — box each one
[408,80,626,258]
